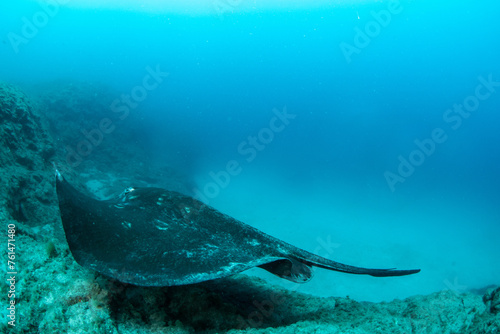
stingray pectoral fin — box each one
[296,253,420,277]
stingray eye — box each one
[119,187,136,201]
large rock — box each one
[0,83,56,229]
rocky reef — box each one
[1,83,499,333]
[0,83,57,231]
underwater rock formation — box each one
[0,83,57,229]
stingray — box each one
[55,171,420,287]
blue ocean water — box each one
[1,0,499,302]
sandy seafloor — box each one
[1,78,500,332]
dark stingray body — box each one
[56,175,420,286]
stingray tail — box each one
[295,252,420,277]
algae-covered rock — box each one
[484,287,500,314]
[0,82,54,168]
[0,83,58,232]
